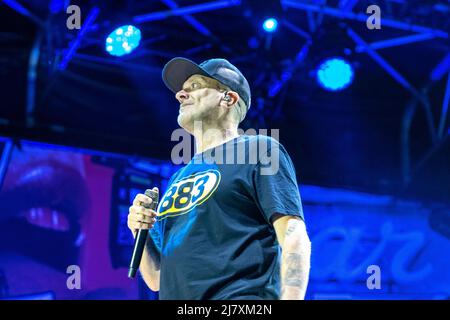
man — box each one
[127,57,311,300]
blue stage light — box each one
[316,58,354,91]
[105,25,141,57]
[262,18,278,33]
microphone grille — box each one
[144,189,159,210]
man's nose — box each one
[175,90,189,103]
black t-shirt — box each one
[150,134,304,300]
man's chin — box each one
[177,114,193,131]
[178,112,210,133]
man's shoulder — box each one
[241,134,282,146]
[167,165,185,185]
[241,134,288,156]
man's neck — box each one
[193,124,239,154]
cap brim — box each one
[162,57,210,93]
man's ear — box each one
[221,91,239,108]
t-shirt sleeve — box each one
[149,220,162,253]
[252,137,304,224]
[149,169,181,252]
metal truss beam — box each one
[3,0,43,26]
[347,28,419,97]
[430,53,450,82]
[134,0,241,24]
[281,1,448,38]
[355,33,437,53]
[438,72,450,139]
[59,7,99,70]
[0,139,14,190]
[282,19,311,40]
[160,0,213,37]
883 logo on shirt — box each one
[156,169,221,220]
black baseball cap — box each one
[162,57,251,109]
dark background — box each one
[1,0,449,202]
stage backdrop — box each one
[0,139,174,299]
[0,139,448,299]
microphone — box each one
[128,188,159,279]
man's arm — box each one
[138,234,161,292]
[273,214,311,300]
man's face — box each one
[175,75,227,130]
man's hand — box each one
[128,193,158,238]
[128,191,161,291]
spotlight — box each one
[262,18,278,33]
[105,25,141,57]
[316,58,354,91]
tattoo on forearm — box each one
[284,253,303,287]
[280,223,311,299]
